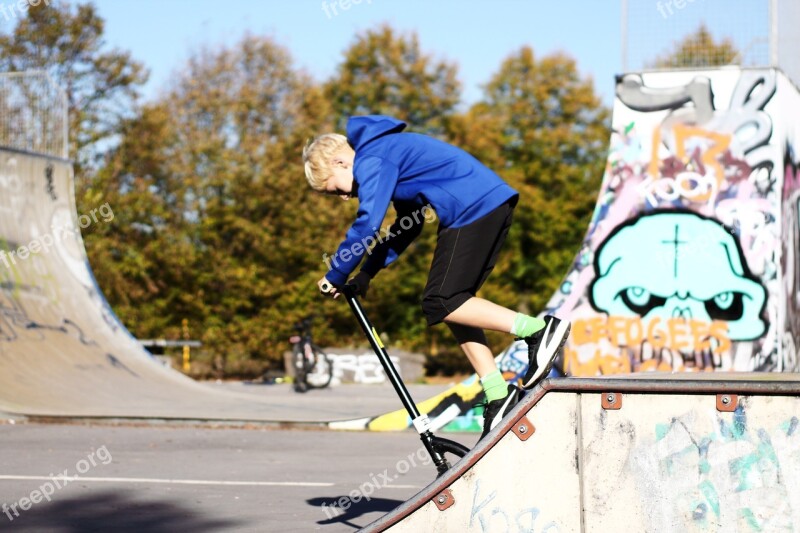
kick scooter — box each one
[322,282,470,476]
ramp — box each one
[362,375,800,532]
[0,147,325,422]
[545,67,800,376]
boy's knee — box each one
[420,295,444,326]
[421,292,472,326]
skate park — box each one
[1,1,800,532]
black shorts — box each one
[421,197,517,326]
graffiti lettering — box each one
[643,125,731,207]
[639,170,719,207]
[572,316,731,354]
[469,479,556,532]
[329,353,399,384]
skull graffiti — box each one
[590,212,767,340]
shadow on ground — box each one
[308,495,403,530]
[4,490,243,532]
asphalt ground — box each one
[0,383,477,532]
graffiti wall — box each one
[544,68,800,375]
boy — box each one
[303,115,570,439]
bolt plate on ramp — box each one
[602,392,622,410]
[433,489,454,511]
[716,394,738,412]
[512,416,535,441]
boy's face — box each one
[324,149,355,201]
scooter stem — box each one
[342,285,422,420]
[342,285,452,475]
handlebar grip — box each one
[320,281,332,294]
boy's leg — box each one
[445,298,569,389]
[445,323,496,377]
[446,323,508,402]
[447,323,519,438]
[421,198,569,392]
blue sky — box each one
[89,0,770,108]
[91,0,624,106]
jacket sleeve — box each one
[325,156,398,286]
[360,201,426,277]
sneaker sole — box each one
[522,321,571,389]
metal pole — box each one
[621,0,629,73]
[343,287,453,475]
[344,289,421,419]
[770,0,779,67]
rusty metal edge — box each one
[358,375,800,532]
[545,375,800,396]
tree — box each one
[81,103,201,340]
[652,23,740,69]
[0,1,148,167]
[326,24,461,136]
[89,35,357,375]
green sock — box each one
[511,313,546,338]
[480,370,508,402]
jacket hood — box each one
[346,115,407,151]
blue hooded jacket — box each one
[325,115,518,286]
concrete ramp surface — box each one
[363,375,800,532]
[0,148,306,421]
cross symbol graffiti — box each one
[662,224,687,277]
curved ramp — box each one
[0,148,318,422]
[545,67,800,376]
[362,375,800,532]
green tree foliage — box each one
[1,7,611,377]
[0,1,148,166]
[326,24,461,136]
[652,23,740,69]
[81,104,200,340]
[90,36,358,375]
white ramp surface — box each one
[363,376,800,532]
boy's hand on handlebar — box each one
[348,271,372,299]
[317,276,341,299]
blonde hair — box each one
[302,133,350,192]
